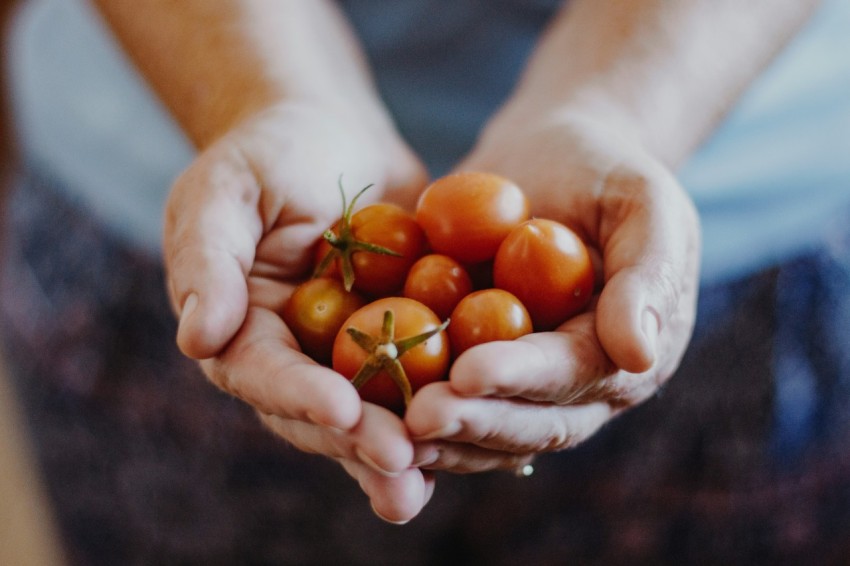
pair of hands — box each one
[163,99,700,524]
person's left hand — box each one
[404,108,701,474]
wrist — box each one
[495,0,820,168]
[475,90,647,169]
[93,0,397,150]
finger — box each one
[417,442,535,475]
[260,402,415,476]
[164,143,264,359]
[339,460,435,525]
[448,312,617,404]
[204,306,361,430]
[595,166,700,373]
[246,275,296,313]
[406,382,612,454]
[377,148,430,212]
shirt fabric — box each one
[7,0,850,284]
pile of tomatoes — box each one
[281,172,595,414]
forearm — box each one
[91,0,390,148]
[503,0,821,167]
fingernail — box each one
[180,293,198,328]
[412,445,440,468]
[371,503,410,525]
[423,479,436,507]
[642,307,660,363]
[355,447,401,478]
[306,411,347,434]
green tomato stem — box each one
[312,180,402,291]
[345,310,450,408]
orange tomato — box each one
[332,297,449,413]
[448,289,533,357]
[494,219,594,330]
[415,171,530,263]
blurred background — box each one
[0,0,66,563]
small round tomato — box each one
[493,218,594,331]
[314,184,428,297]
[347,204,428,296]
[448,289,533,357]
[447,289,532,357]
[403,254,474,320]
[281,278,366,365]
[415,171,530,264]
[332,297,450,413]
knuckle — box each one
[202,327,276,413]
[535,422,582,453]
[202,356,239,399]
[601,168,655,217]
[570,322,616,376]
[643,256,683,326]
[551,325,617,404]
[585,373,641,406]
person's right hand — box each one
[162,100,434,524]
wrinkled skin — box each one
[164,102,435,524]
[405,111,701,475]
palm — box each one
[163,103,431,524]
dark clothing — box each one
[3,174,850,564]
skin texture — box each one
[405,0,820,478]
[92,0,821,523]
[94,0,431,524]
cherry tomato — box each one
[448,289,533,357]
[493,218,594,331]
[402,254,473,320]
[315,184,428,297]
[415,171,530,263]
[281,278,366,365]
[332,297,449,414]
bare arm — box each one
[90,0,396,149]
[90,0,430,523]
[497,0,821,167]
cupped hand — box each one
[405,109,701,474]
[163,101,433,523]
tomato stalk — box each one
[346,309,449,407]
[313,179,402,291]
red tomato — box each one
[402,254,473,320]
[493,218,594,331]
[415,171,530,263]
[315,203,428,297]
[448,289,533,357]
[281,278,366,365]
[332,297,450,413]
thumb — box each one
[594,167,700,373]
[164,146,262,359]
[374,145,430,212]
